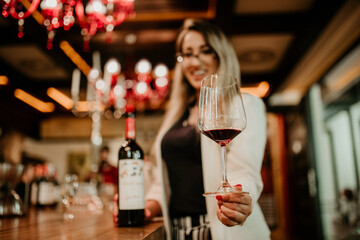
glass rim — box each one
[201,73,239,87]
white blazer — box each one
[146,93,271,240]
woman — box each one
[115,18,270,240]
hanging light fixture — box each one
[71,56,126,119]
[1,0,41,38]
[132,58,169,112]
[70,55,169,118]
[75,0,135,51]
[1,0,135,50]
[40,0,76,49]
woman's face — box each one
[180,30,219,90]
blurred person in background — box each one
[98,146,117,186]
[0,130,24,164]
[97,145,118,209]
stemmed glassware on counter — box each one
[61,174,104,221]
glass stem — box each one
[221,145,228,184]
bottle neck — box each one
[125,116,136,140]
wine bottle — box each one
[117,110,145,227]
[47,163,60,207]
[30,164,43,206]
[37,164,57,208]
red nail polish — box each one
[234,184,242,187]
[216,195,222,201]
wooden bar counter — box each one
[0,207,165,240]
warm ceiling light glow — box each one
[85,0,106,14]
[155,77,168,88]
[114,85,126,97]
[47,87,73,110]
[88,69,100,83]
[135,81,148,94]
[77,101,90,112]
[76,101,105,112]
[268,90,302,106]
[95,79,105,90]
[40,0,57,10]
[60,41,92,76]
[14,89,55,113]
[241,81,270,98]
[135,59,151,74]
[154,64,168,77]
[105,59,121,74]
[21,0,44,24]
[0,76,8,85]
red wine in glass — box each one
[202,129,241,146]
[198,74,247,197]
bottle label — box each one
[38,182,55,205]
[118,159,144,210]
[125,117,135,139]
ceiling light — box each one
[47,87,73,110]
[241,81,270,98]
[268,90,302,106]
[60,41,92,76]
[105,59,121,74]
[124,33,137,45]
[155,77,169,88]
[135,59,152,74]
[71,68,81,98]
[153,64,168,78]
[95,79,105,90]
[3,0,134,50]
[77,101,90,112]
[135,82,148,95]
[0,76,8,85]
[14,89,55,113]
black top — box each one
[161,110,207,218]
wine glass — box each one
[198,74,247,197]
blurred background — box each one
[0,0,359,239]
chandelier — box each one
[40,0,76,49]
[71,55,169,116]
[75,0,135,51]
[1,0,135,50]
[70,55,169,150]
[1,0,41,38]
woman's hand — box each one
[112,193,161,225]
[216,184,253,227]
[112,194,119,225]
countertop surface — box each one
[0,206,164,240]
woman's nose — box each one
[188,55,202,65]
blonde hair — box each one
[150,18,241,162]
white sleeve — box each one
[227,93,267,203]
